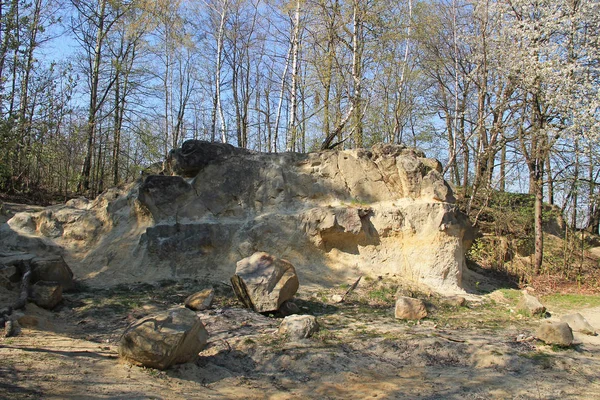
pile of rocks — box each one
[118,252,318,370]
[1,252,74,336]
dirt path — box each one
[1,279,600,399]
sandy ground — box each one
[1,276,600,400]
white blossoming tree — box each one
[488,0,600,272]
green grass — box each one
[498,289,522,303]
[541,293,600,312]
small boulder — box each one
[444,295,466,307]
[395,297,427,320]
[231,252,299,313]
[118,307,208,370]
[278,315,319,340]
[184,288,215,311]
[536,322,574,347]
[560,313,596,336]
[517,292,546,316]
[30,281,63,310]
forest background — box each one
[0,0,599,278]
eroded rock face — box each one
[231,252,299,313]
[1,142,472,294]
[118,307,208,370]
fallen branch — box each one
[432,333,466,343]
[13,264,32,311]
[342,276,362,301]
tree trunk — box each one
[78,0,107,195]
[286,0,301,152]
[533,168,544,275]
[351,0,363,147]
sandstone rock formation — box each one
[0,141,472,293]
[118,307,208,370]
[231,252,299,313]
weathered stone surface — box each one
[167,139,251,178]
[118,307,208,370]
[278,315,319,340]
[301,206,377,252]
[518,292,546,316]
[536,322,574,347]
[395,297,428,320]
[138,175,194,222]
[231,252,299,313]
[184,288,215,311]
[30,281,62,309]
[560,313,596,336]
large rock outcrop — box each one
[0,141,473,293]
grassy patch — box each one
[541,293,600,312]
[498,289,522,303]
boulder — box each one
[536,322,574,347]
[560,313,596,336]
[278,315,319,340]
[184,288,215,311]
[395,297,428,320]
[30,281,63,309]
[118,307,208,370]
[517,292,546,316]
[30,256,74,291]
[231,252,299,313]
